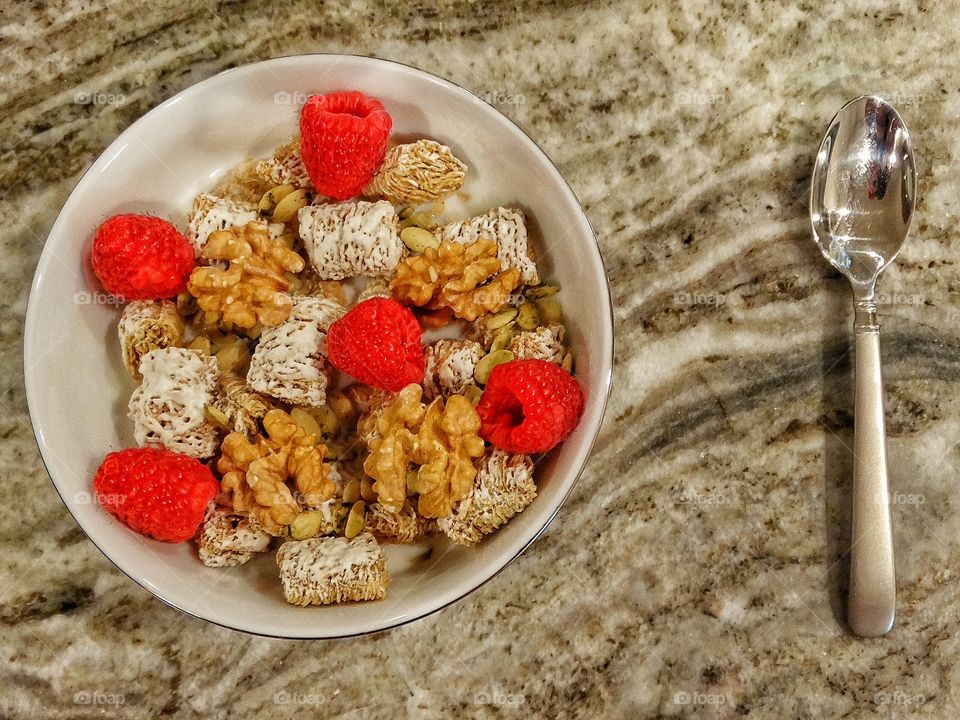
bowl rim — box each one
[23,52,615,639]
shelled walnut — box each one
[218,408,335,535]
[391,239,520,321]
[409,395,485,518]
[187,222,304,330]
[360,385,425,512]
[359,385,484,519]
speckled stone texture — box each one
[3,1,960,718]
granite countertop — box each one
[3,1,960,718]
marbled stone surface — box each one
[3,1,960,718]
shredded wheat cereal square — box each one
[276,533,388,606]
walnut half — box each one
[360,385,485,519]
[187,221,304,330]
[218,408,335,535]
[410,395,485,518]
[391,239,520,321]
[361,384,426,512]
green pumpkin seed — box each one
[360,477,378,503]
[290,511,324,540]
[204,404,231,428]
[516,302,540,330]
[400,211,436,230]
[258,184,295,214]
[271,188,308,223]
[307,404,340,437]
[475,349,515,385]
[188,336,212,356]
[535,298,563,324]
[485,307,518,330]
[344,501,367,539]
[490,323,515,352]
[525,284,560,299]
[462,384,483,406]
[400,226,440,254]
[289,407,322,438]
[342,478,361,504]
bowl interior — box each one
[24,55,612,638]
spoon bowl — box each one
[811,96,916,292]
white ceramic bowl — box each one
[24,55,613,638]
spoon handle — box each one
[848,308,896,637]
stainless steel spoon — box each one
[810,95,916,638]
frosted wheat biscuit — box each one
[209,373,271,435]
[363,139,466,205]
[438,449,536,546]
[117,300,184,379]
[437,207,539,285]
[198,505,272,568]
[256,137,312,189]
[298,201,403,280]
[276,533,388,606]
[365,501,433,543]
[422,339,484,399]
[508,324,565,364]
[355,277,391,304]
[128,347,220,459]
[247,296,344,407]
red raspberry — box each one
[93,447,219,543]
[477,359,584,454]
[326,297,424,392]
[90,214,195,301]
[299,91,393,200]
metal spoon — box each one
[810,95,916,638]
